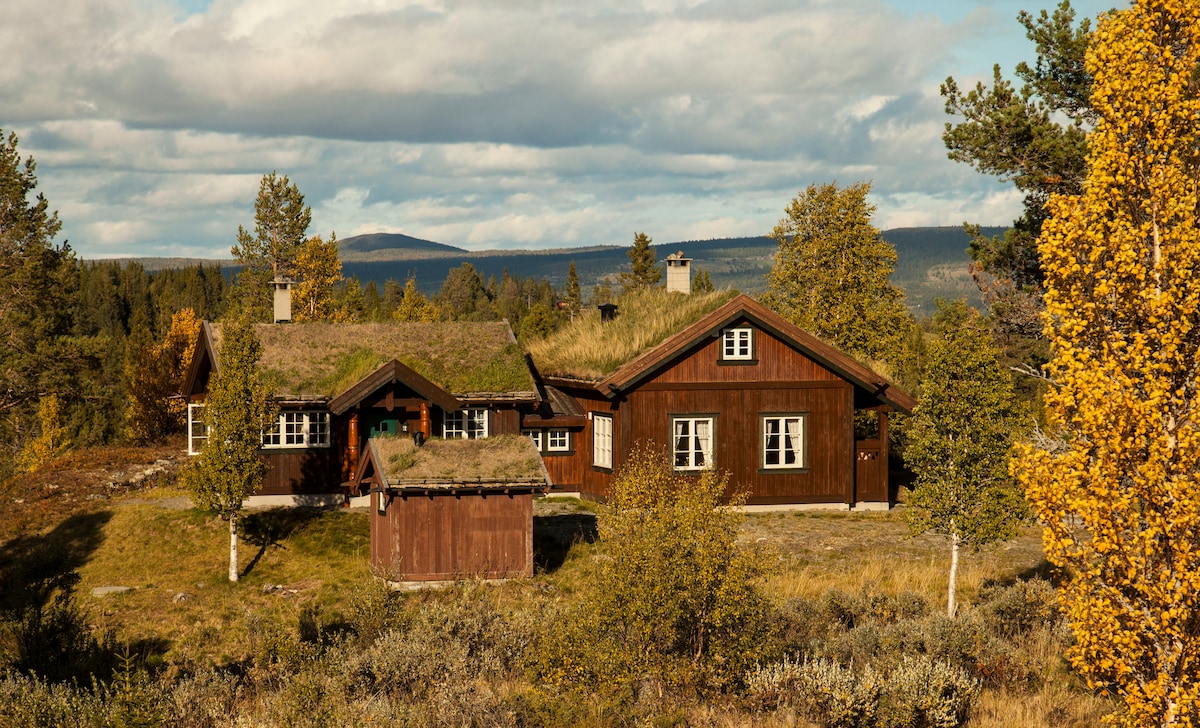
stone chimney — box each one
[665,250,692,293]
[272,277,297,323]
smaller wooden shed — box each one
[356,434,549,582]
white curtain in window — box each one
[785,417,802,465]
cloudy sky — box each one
[4,0,1115,259]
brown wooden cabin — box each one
[355,435,548,581]
[181,320,539,507]
[527,293,916,508]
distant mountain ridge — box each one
[338,232,466,256]
[95,226,1008,316]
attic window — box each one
[721,327,754,361]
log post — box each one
[420,402,431,439]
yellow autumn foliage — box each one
[1016,2,1200,725]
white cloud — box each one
[2,0,1074,257]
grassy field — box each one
[0,450,1112,726]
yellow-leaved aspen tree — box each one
[292,233,343,322]
[1017,2,1200,724]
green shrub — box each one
[975,578,1061,638]
[530,445,776,696]
[881,655,979,728]
[747,656,881,727]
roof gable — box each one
[599,294,916,412]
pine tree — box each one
[691,268,714,293]
[763,181,911,366]
[125,308,202,443]
[1017,2,1200,722]
[0,130,78,478]
[230,172,312,319]
[183,318,276,582]
[619,232,662,292]
[564,261,582,318]
[941,1,1094,336]
[903,301,1026,617]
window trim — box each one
[524,429,543,450]
[261,411,331,449]
[444,408,489,440]
[592,413,613,470]
[547,429,570,452]
[761,413,808,471]
[720,327,755,362]
[670,414,716,471]
[188,403,207,455]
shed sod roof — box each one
[371,434,547,486]
[209,322,536,398]
[526,288,739,381]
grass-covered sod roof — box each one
[371,434,546,486]
[526,288,738,381]
[210,322,536,398]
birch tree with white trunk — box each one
[903,300,1027,617]
[182,317,276,582]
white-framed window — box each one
[444,409,488,439]
[763,414,806,469]
[547,429,570,452]
[524,430,543,450]
[672,416,714,470]
[188,403,208,455]
[262,411,331,449]
[593,414,613,469]
[722,327,754,360]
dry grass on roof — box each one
[210,322,535,397]
[372,434,545,483]
[526,288,738,380]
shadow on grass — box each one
[0,510,113,615]
[533,512,598,574]
[0,510,172,683]
[240,507,326,579]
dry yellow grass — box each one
[209,321,536,396]
[373,434,546,483]
[527,288,738,379]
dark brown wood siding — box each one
[257,448,341,495]
[556,323,867,505]
[622,382,853,505]
[370,491,534,580]
[646,323,843,384]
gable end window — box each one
[721,327,754,361]
[762,414,807,469]
[593,414,613,469]
[672,415,714,470]
[262,411,330,449]
[444,409,488,439]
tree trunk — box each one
[229,511,239,583]
[947,531,960,618]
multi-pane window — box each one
[763,414,806,469]
[547,429,570,451]
[524,430,543,450]
[188,403,208,455]
[444,409,488,439]
[593,414,613,469]
[262,411,330,449]
[672,416,714,470]
[722,327,753,360]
